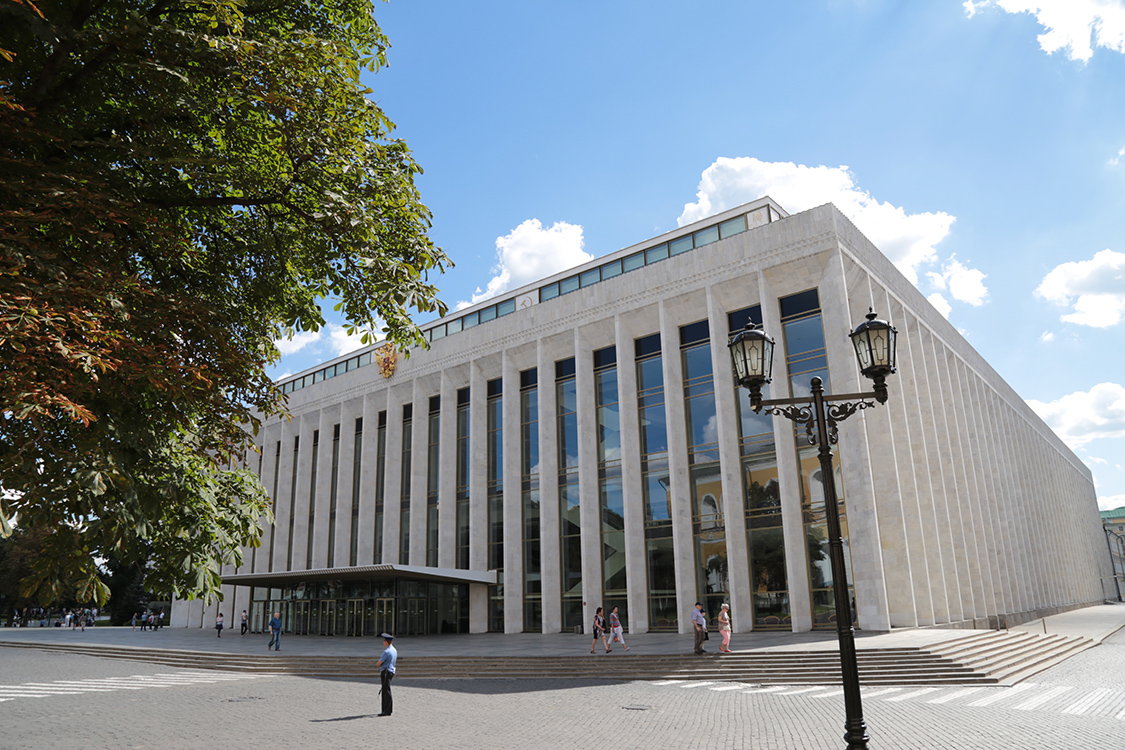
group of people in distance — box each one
[591,601,734,655]
[131,611,164,631]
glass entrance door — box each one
[374,597,394,636]
[345,599,364,636]
[319,600,335,635]
[293,601,311,635]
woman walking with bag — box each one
[590,607,610,653]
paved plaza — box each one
[2,606,1125,749]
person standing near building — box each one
[608,606,628,651]
[215,612,224,637]
[267,611,282,651]
[377,633,397,717]
[240,610,248,637]
[691,602,708,655]
[717,603,732,653]
[590,607,609,654]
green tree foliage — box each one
[0,0,449,606]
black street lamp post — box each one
[729,308,897,750]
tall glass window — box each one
[556,358,582,631]
[780,288,854,629]
[681,320,727,625]
[306,430,319,570]
[287,436,299,570]
[399,404,412,566]
[730,305,790,628]
[374,411,386,564]
[455,388,470,570]
[595,346,627,625]
[426,396,440,567]
[327,424,341,568]
[636,334,676,630]
[487,378,504,631]
[349,418,363,567]
[521,369,541,631]
[269,440,280,572]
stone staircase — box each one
[0,629,1093,686]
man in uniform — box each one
[377,633,397,716]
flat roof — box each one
[221,563,496,588]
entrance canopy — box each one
[221,563,496,589]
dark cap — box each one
[695,602,703,607]
[380,633,394,641]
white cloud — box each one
[274,329,321,356]
[1040,330,1056,342]
[461,219,592,307]
[928,292,953,319]
[964,1,989,19]
[973,0,1125,63]
[1111,146,1125,166]
[1035,248,1125,327]
[677,157,956,285]
[1099,493,1125,511]
[1028,382,1125,449]
[326,323,371,357]
[926,257,989,306]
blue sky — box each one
[270,1,1125,511]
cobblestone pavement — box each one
[2,636,1124,749]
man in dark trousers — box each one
[377,633,397,717]
[267,611,282,651]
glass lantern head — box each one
[849,308,897,380]
[728,322,774,390]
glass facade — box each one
[636,333,676,630]
[426,396,440,568]
[269,440,280,572]
[780,289,855,629]
[487,378,504,631]
[349,418,363,567]
[595,346,627,626]
[729,305,790,628]
[521,369,541,631]
[327,424,340,569]
[399,404,412,566]
[456,388,470,570]
[306,430,319,570]
[681,321,728,625]
[287,435,299,570]
[556,358,582,631]
[374,411,386,564]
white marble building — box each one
[171,197,1110,637]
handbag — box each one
[703,630,709,640]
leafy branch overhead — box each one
[0,0,449,605]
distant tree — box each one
[0,0,449,606]
[102,551,151,626]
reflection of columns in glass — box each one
[486,378,504,631]
[556,358,582,630]
[596,346,627,622]
[455,390,470,569]
[637,334,675,629]
[373,411,386,564]
[521,369,541,630]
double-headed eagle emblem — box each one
[376,342,398,379]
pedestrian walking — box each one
[608,606,628,651]
[718,603,732,653]
[590,606,610,653]
[157,610,164,629]
[240,610,248,637]
[691,602,708,654]
[377,633,397,717]
[215,612,224,637]
[131,613,137,631]
[267,611,282,651]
